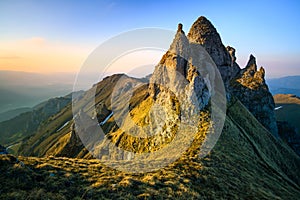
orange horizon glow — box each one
[0,37,92,73]
[0,38,167,76]
[0,36,299,79]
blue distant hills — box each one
[267,75,300,96]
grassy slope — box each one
[17,74,146,158]
[18,103,74,157]
[1,99,299,199]
[0,96,71,147]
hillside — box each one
[1,99,300,199]
[17,74,135,158]
[273,94,300,156]
[0,94,76,148]
[0,107,32,122]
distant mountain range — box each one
[0,70,94,114]
[0,71,75,113]
[0,107,32,122]
[0,92,78,148]
[267,76,300,96]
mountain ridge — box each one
[1,16,299,199]
[0,92,81,148]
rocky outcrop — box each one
[186,16,278,138]
[230,55,278,137]
[188,16,231,67]
[187,16,240,84]
[226,46,236,64]
[55,122,86,157]
[149,23,211,111]
[151,17,280,139]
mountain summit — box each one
[188,16,232,67]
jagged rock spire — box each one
[169,23,189,60]
[188,16,221,44]
[241,55,266,84]
[152,17,278,138]
[231,55,278,137]
[177,23,183,33]
[226,46,236,64]
[187,16,232,67]
[187,16,240,85]
[246,54,257,70]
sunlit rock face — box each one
[148,23,211,151]
[149,23,211,113]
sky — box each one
[0,0,300,78]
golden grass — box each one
[3,74,300,199]
[1,99,300,199]
[274,94,300,105]
[129,96,153,127]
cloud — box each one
[0,56,22,59]
[23,37,46,47]
[0,36,92,73]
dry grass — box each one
[274,94,300,104]
[3,74,300,199]
[1,99,300,199]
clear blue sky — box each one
[0,0,299,77]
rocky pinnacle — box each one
[187,16,231,67]
[151,16,278,138]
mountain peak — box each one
[187,16,231,67]
[168,23,189,62]
[187,16,220,45]
[177,23,184,33]
[247,54,257,69]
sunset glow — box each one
[0,37,91,73]
[0,0,299,77]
